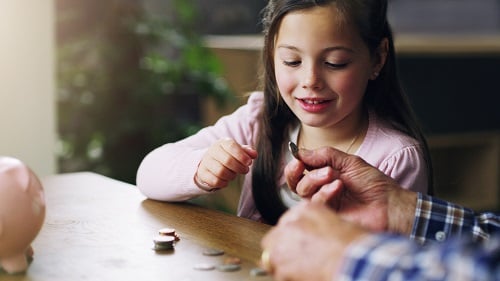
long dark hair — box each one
[252,0,433,225]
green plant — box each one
[57,0,233,183]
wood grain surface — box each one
[1,172,273,281]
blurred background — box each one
[1,0,499,213]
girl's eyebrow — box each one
[276,44,355,53]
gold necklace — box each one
[345,129,362,154]
[298,127,362,154]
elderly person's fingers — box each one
[261,202,368,281]
[294,166,337,198]
[284,158,307,194]
[310,179,344,209]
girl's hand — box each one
[194,138,257,191]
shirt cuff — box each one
[410,193,478,244]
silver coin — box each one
[152,234,175,251]
[153,242,174,249]
[193,263,215,271]
[250,267,268,276]
[288,141,311,170]
[216,264,241,272]
[153,235,175,244]
[288,141,299,159]
[202,248,225,256]
[153,245,174,251]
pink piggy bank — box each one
[0,157,45,274]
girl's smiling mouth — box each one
[297,98,334,113]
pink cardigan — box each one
[136,92,428,221]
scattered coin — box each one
[193,263,216,271]
[202,248,225,256]
[250,267,268,277]
[216,264,241,272]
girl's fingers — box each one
[215,140,255,174]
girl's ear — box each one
[370,38,389,80]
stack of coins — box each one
[153,235,175,251]
[153,227,180,251]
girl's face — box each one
[274,5,382,129]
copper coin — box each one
[158,227,176,236]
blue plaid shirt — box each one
[339,193,500,281]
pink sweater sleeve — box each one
[136,92,262,201]
[377,146,428,194]
[357,111,429,194]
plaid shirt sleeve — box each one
[411,193,500,244]
[338,193,500,281]
[338,233,500,281]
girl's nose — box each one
[301,65,323,90]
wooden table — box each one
[2,172,273,281]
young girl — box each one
[136,0,433,225]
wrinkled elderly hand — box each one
[285,147,416,234]
[261,201,368,281]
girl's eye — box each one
[325,62,348,68]
[283,60,301,67]
[281,60,348,68]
